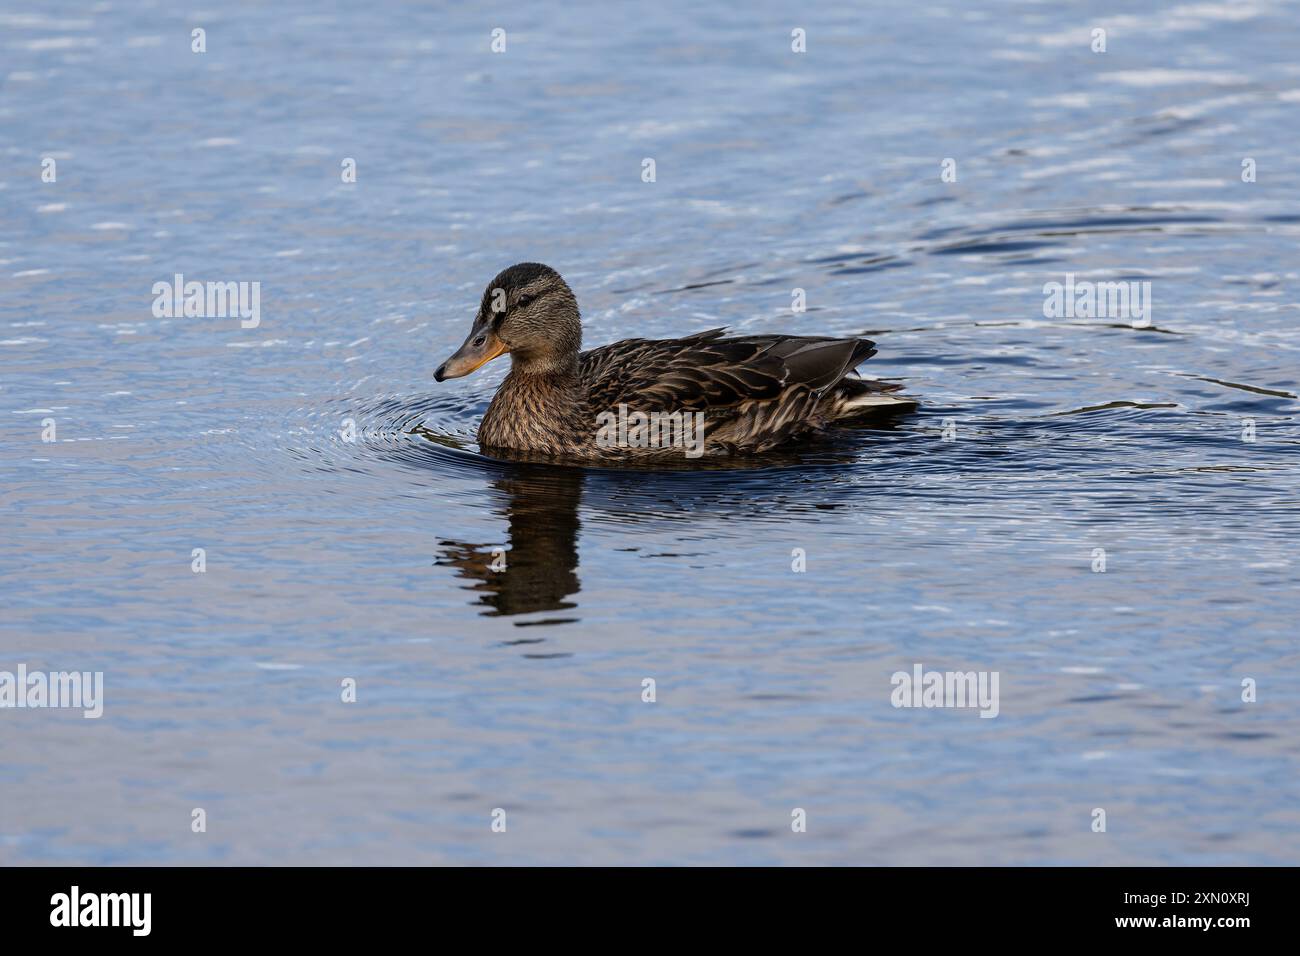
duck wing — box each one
[581,329,877,411]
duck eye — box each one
[517,293,536,309]
[473,335,486,347]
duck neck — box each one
[509,348,580,381]
[482,352,585,442]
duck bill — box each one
[435,332,507,381]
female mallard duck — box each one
[435,262,915,460]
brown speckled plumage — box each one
[434,263,916,462]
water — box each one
[2,1,1299,865]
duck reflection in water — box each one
[435,466,583,620]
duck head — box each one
[435,262,582,381]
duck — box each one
[434,262,916,460]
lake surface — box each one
[2,1,1298,865]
